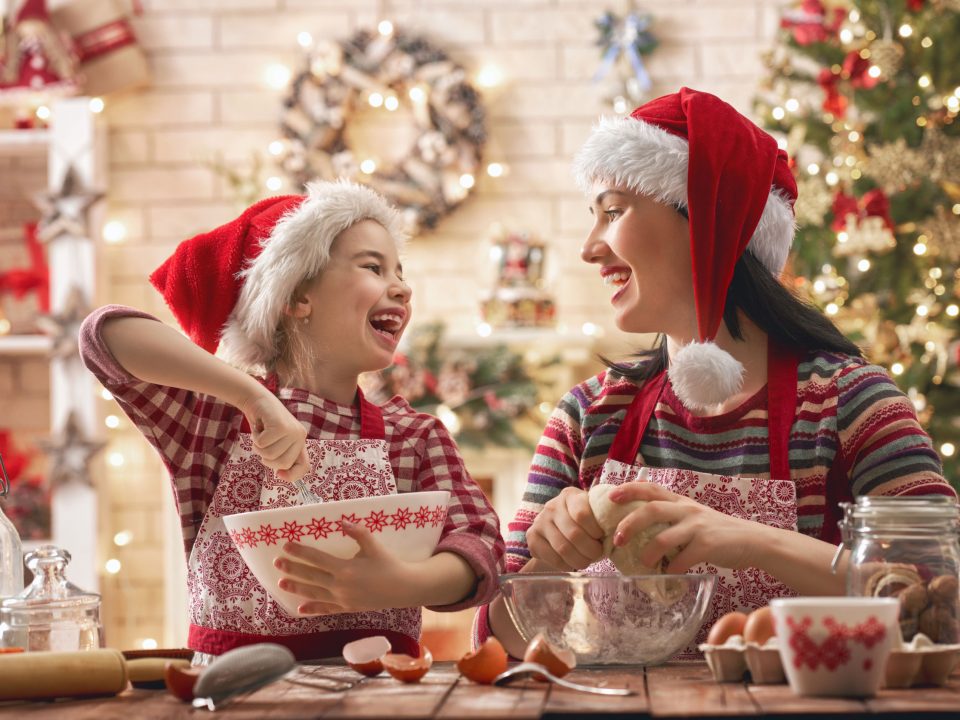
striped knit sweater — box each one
[505,350,955,574]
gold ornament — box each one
[920,206,960,263]
[795,175,834,228]
[869,40,904,79]
[920,128,960,187]
[932,0,960,11]
[864,139,926,192]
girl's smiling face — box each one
[295,219,411,377]
[581,182,696,338]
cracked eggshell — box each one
[343,635,392,677]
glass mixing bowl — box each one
[499,572,716,666]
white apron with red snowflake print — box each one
[585,341,802,659]
[186,389,423,661]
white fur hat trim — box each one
[572,115,796,274]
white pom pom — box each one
[668,341,744,411]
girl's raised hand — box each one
[241,392,310,483]
[274,522,416,615]
[606,482,759,573]
[526,486,605,571]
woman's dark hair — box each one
[604,244,863,383]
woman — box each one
[478,88,955,659]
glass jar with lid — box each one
[0,545,102,652]
[838,495,960,644]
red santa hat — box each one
[572,87,798,410]
[150,179,406,372]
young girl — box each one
[80,180,504,661]
[478,88,956,659]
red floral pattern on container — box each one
[785,614,887,670]
[228,503,446,549]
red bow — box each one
[0,430,34,484]
[0,224,50,312]
[831,189,895,232]
[842,50,880,89]
[780,0,847,45]
[817,68,848,117]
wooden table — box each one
[1,662,959,718]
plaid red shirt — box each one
[80,305,505,612]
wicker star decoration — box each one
[39,412,106,489]
[36,286,90,359]
[32,166,104,244]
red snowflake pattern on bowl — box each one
[306,517,336,539]
[229,504,446,549]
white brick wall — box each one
[2,0,788,649]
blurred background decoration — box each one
[0,429,49,541]
[364,322,559,449]
[593,2,659,114]
[756,0,960,488]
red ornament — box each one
[831,189,895,232]
[0,0,77,98]
[817,68,847,118]
[842,51,880,89]
[0,223,50,314]
[780,0,846,46]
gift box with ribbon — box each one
[50,0,149,96]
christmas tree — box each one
[756,0,960,488]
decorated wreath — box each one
[279,26,486,234]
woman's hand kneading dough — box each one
[601,482,761,574]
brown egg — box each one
[382,646,433,683]
[743,606,776,645]
[457,638,508,684]
[342,635,391,677]
[706,611,749,646]
[523,633,576,680]
[164,662,204,702]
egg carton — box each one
[698,636,785,684]
[884,634,960,689]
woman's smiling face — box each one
[581,182,696,337]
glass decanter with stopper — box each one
[0,452,24,600]
[0,545,102,651]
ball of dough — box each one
[588,484,673,575]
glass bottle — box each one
[839,495,960,644]
[0,545,102,651]
[0,452,24,600]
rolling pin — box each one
[0,648,189,700]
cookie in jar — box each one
[838,496,960,644]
